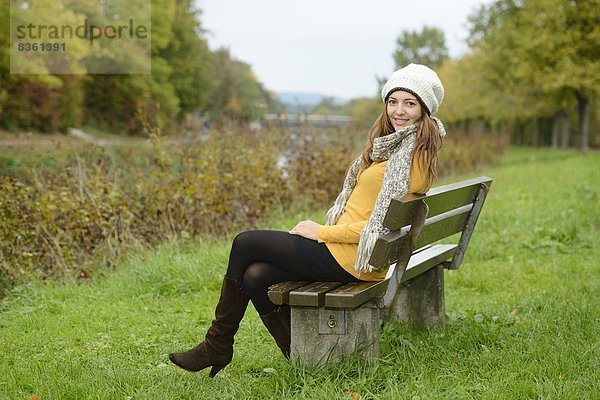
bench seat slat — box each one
[411,244,433,255]
[288,282,345,307]
[324,281,388,308]
[267,281,310,305]
[402,243,457,282]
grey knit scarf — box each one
[325,118,446,274]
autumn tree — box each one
[158,0,215,120]
[1,0,272,134]
[0,0,88,131]
[83,0,178,133]
[468,0,600,151]
[393,26,449,69]
[209,48,272,123]
[436,55,499,132]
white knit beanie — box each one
[381,63,444,115]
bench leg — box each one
[388,264,445,330]
[290,305,381,365]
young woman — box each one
[169,63,446,377]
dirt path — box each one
[0,129,135,148]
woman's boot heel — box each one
[209,364,226,378]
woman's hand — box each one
[289,220,321,241]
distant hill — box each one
[276,92,348,113]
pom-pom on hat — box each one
[381,63,444,115]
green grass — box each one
[1,147,599,399]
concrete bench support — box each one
[290,305,381,364]
[388,264,445,330]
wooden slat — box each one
[414,204,472,249]
[369,204,470,273]
[382,194,425,232]
[288,282,345,307]
[324,280,389,308]
[378,243,458,309]
[425,177,492,217]
[447,183,490,270]
[383,176,493,230]
[402,244,457,282]
[411,244,433,255]
[368,226,410,268]
[268,281,309,305]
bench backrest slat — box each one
[415,204,472,249]
[368,226,410,268]
[369,203,471,269]
[383,176,493,230]
[370,176,493,269]
[401,243,457,282]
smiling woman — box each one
[357,63,444,189]
[169,63,448,377]
[386,92,423,131]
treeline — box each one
[0,0,277,134]
[315,0,599,150]
[1,0,598,147]
[438,0,599,151]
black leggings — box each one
[225,230,359,315]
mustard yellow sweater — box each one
[317,156,429,281]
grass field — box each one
[0,147,598,399]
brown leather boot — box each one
[169,276,249,377]
[260,305,291,359]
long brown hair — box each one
[358,101,442,188]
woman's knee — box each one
[231,230,261,254]
[242,262,271,293]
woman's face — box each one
[386,90,423,131]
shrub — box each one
[0,128,506,292]
[438,133,507,178]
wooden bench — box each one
[268,176,493,365]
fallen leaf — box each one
[343,389,363,400]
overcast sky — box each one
[195,0,491,99]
